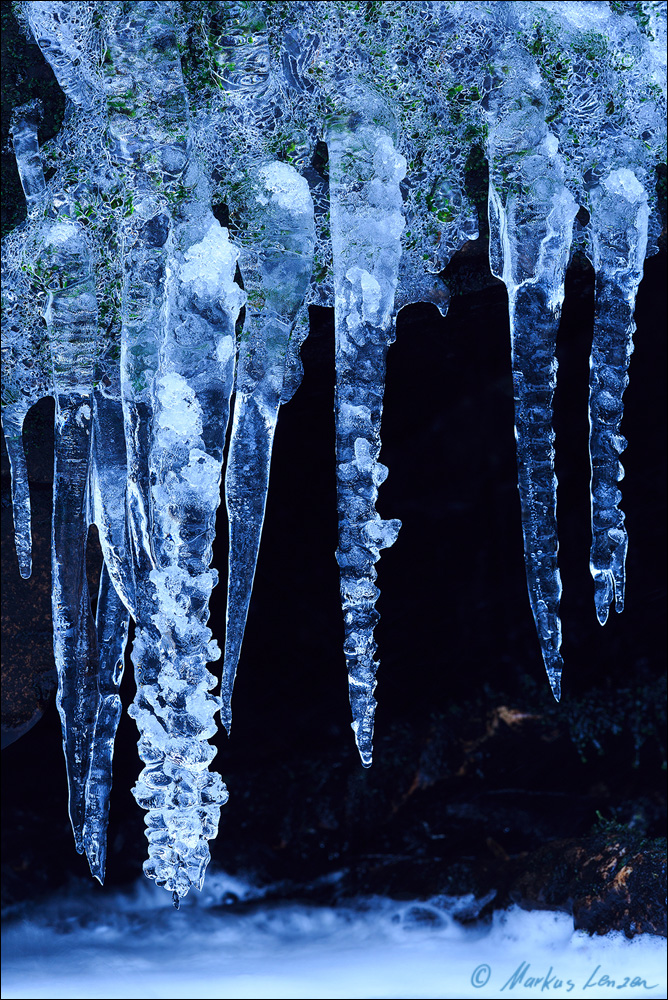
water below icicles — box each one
[2,1,665,899]
[2,879,666,1000]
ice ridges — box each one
[2,1,665,901]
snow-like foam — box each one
[2,879,666,1000]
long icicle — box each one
[487,45,578,701]
[103,3,242,901]
[588,169,649,624]
[44,220,100,850]
[221,162,315,732]
[83,378,134,881]
[9,27,113,862]
[328,115,405,766]
[2,408,32,580]
[4,102,51,579]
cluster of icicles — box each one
[2,1,665,902]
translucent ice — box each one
[487,41,579,700]
[328,113,406,767]
[221,162,315,732]
[2,0,665,897]
[588,170,649,623]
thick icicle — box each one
[221,162,315,732]
[328,114,405,766]
[487,47,578,701]
[24,1,98,111]
[588,169,649,624]
[6,36,113,861]
[103,4,242,900]
[43,219,99,850]
[129,217,241,899]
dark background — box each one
[1,1,666,919]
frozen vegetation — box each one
[2,1,666,900]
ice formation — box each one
[2,1,665,900]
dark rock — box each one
[509,833,667,938]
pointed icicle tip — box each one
[172,890,181,910]
[220,704,232,737]
[86,844,106,885]
[352,718,375,768]
[547,670,562,703]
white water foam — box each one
[2,874,666,999]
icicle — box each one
[1,408,32,579]
[487,47,578,701]
[103,5,242,900]
[43,219,99,850]
[3,0,664,901]
[129,220,239,898]
[2,103,49,580]
[83,561,129,882]
[221,162,315,732]
[328,114,405,766]
[79,379,134,881]
[588,169,649,625]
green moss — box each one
[463,145,488,214]
[573,29,608,60]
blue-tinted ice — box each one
[2,1,665,898]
